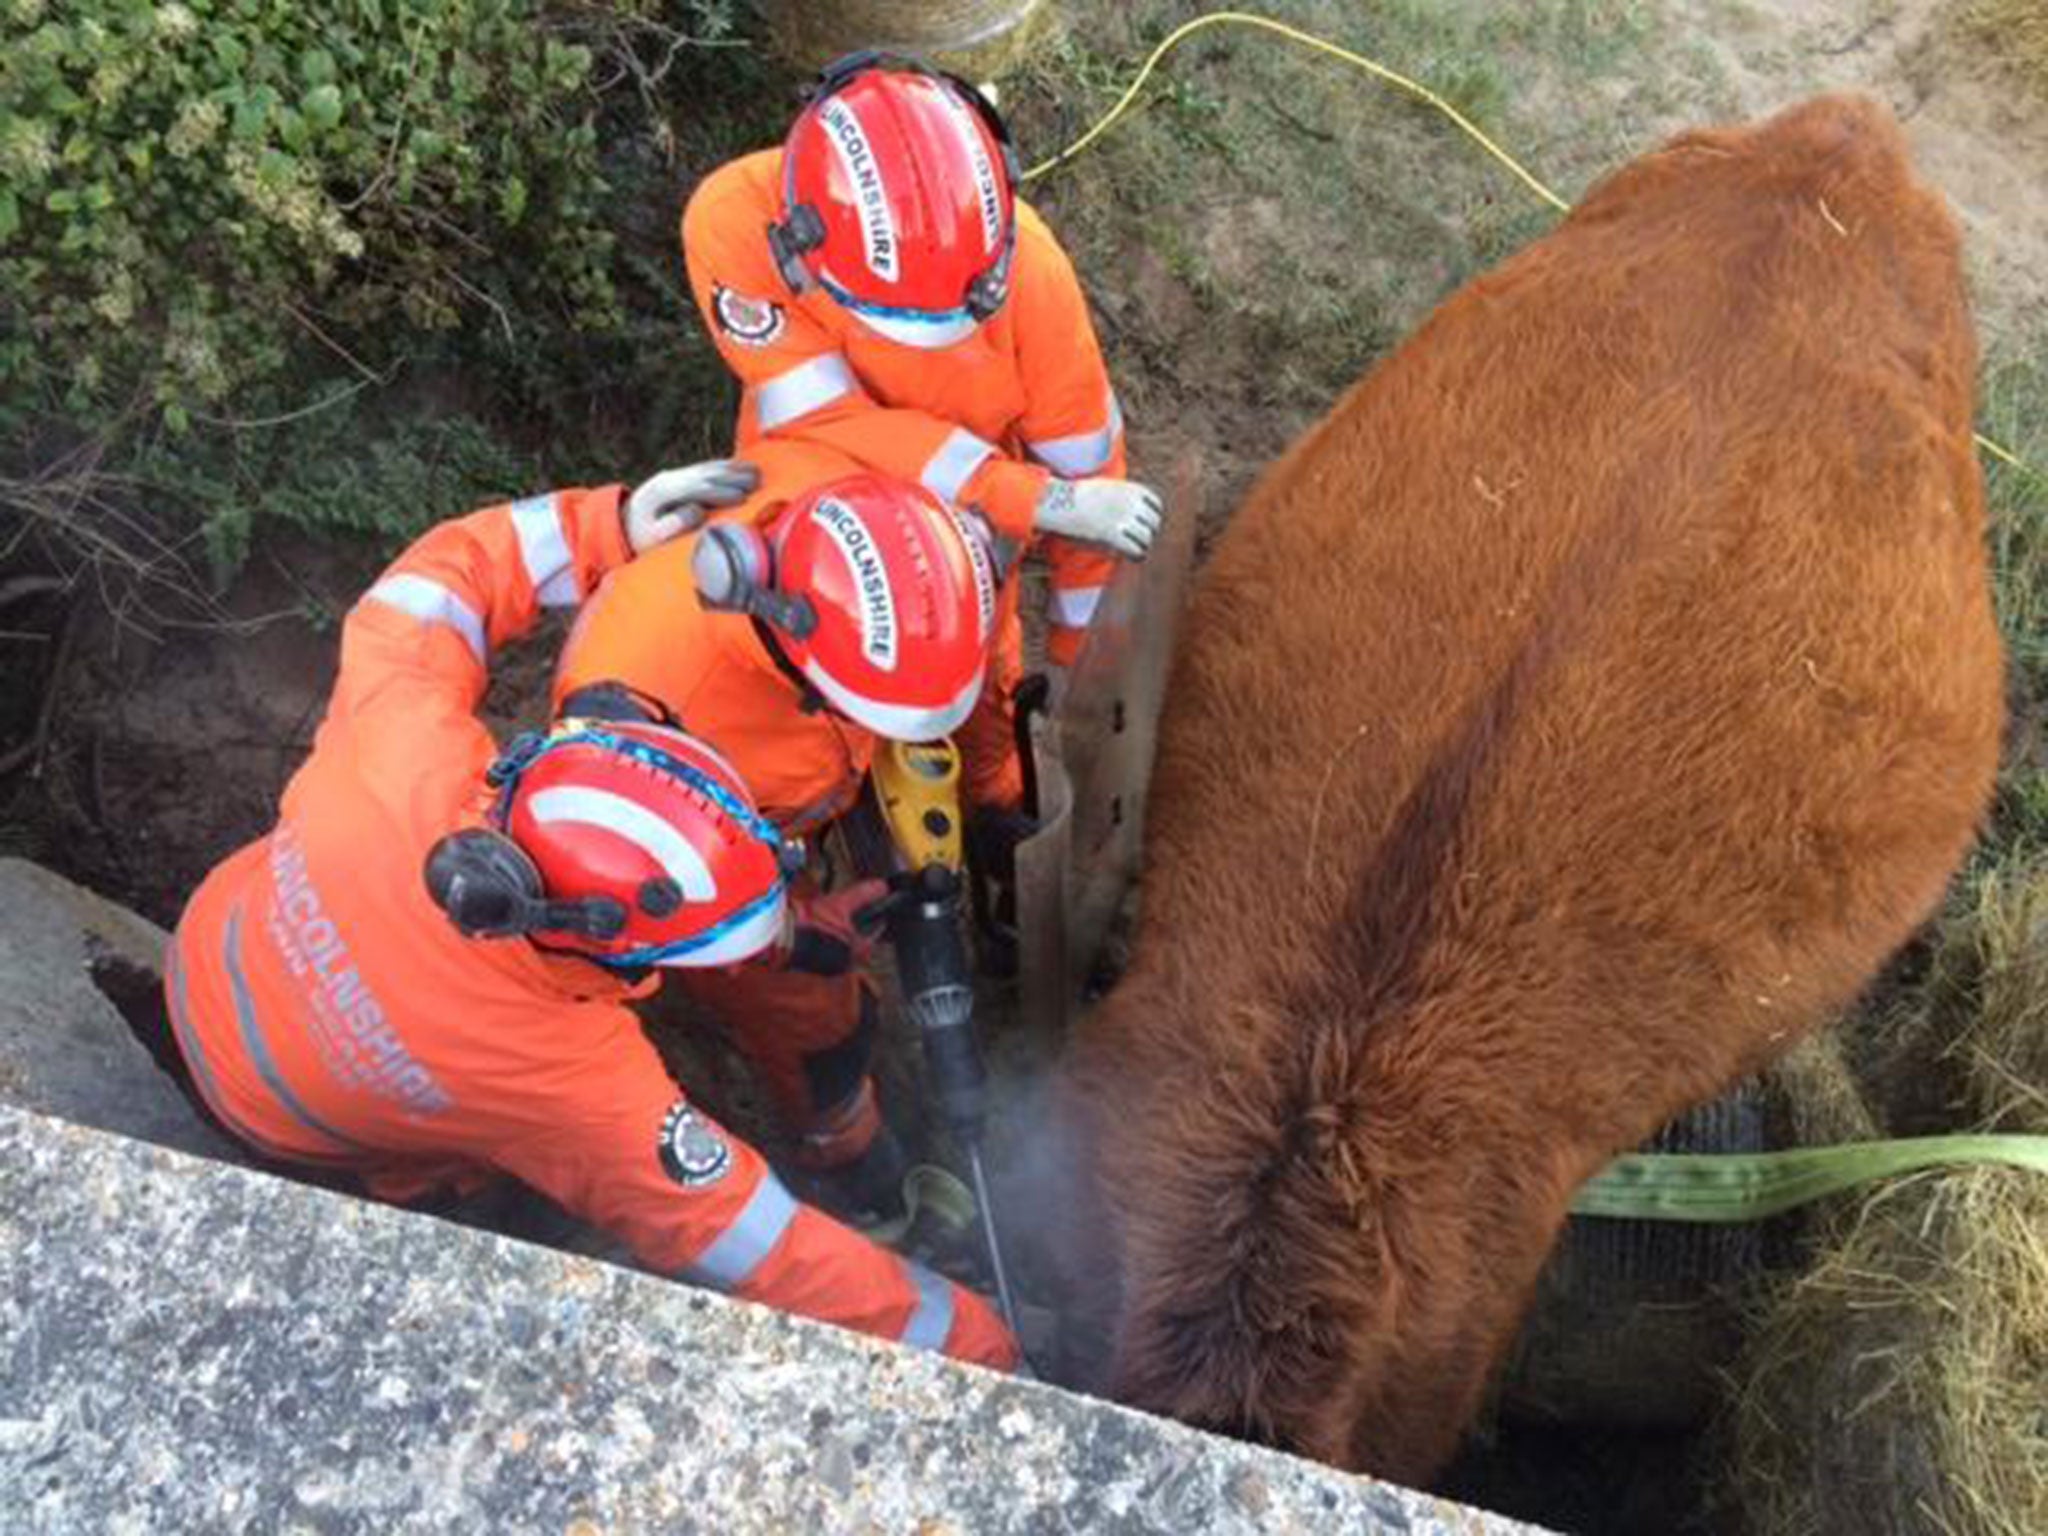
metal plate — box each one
[1016,450,1201,1044]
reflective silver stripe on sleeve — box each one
[920,427,996,505]
[1027,391,1124,477]
[510,493,579,608]
[535,569,579,607]
[898,1260,957,1353]
[223,906,369,1152]
[1049,584,1105,628]
[752,353,857,432]
[362,573,487,662]
[683,1172,800,1290]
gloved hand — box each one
[622,459,760,555]
[1032,476,1163,561]
[781,877,891,976]
[966,803,1037,979]
[966,805,1037,893]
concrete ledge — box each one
[0,858,232,1161]
[0,1105,1542,1533]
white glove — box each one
[623,459,760,555]
[1032,476,1163,561]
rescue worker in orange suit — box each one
[680,51,1163,819]
[161,459,1018,1370]
[555,449,1007,1224]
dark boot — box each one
[789,1080,909,1229]
[812,1122,910,1229]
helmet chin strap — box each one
[738,584,819,641]
[749,617,833,718]
[528,894,629,942]
[767,202,827,296]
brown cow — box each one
[1050,95,2005,1485]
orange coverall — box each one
[554,440,898,1168]
[165,485,1015,1370]
[684,149,1131,806]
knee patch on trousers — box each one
[802,985,879,1114]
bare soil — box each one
[1659,0,2048,337]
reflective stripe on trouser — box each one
[1049,583,1105,629]
[677,962,880,1164]
[164,922,361,1167]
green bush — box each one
[134,392,543,575]
[0,0,621,422]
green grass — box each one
[1980,345,2048,709]
[999,0,1699,469]
[1978,343,2048,889]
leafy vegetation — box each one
[2,0,619,417]
[0,0,776,578]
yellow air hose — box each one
[1020,7,2039,485]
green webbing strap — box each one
[862,1162,977,1248]
[1571,1135,2048,1223]
[867,1142,2048,1237]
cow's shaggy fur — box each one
[1052,95,2006,1485]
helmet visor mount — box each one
[603,880,788,969]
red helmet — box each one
[769,53,1019,349]
[452,719,798,969]
[691,471,1000,741]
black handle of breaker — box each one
[886,864,987,1140]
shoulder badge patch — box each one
[658,1102,733,1188]
[714,285,786,348]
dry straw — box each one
[1726,863,2048,1535]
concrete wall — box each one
[0,1105,1544,1532]
[0,858,231,1160]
